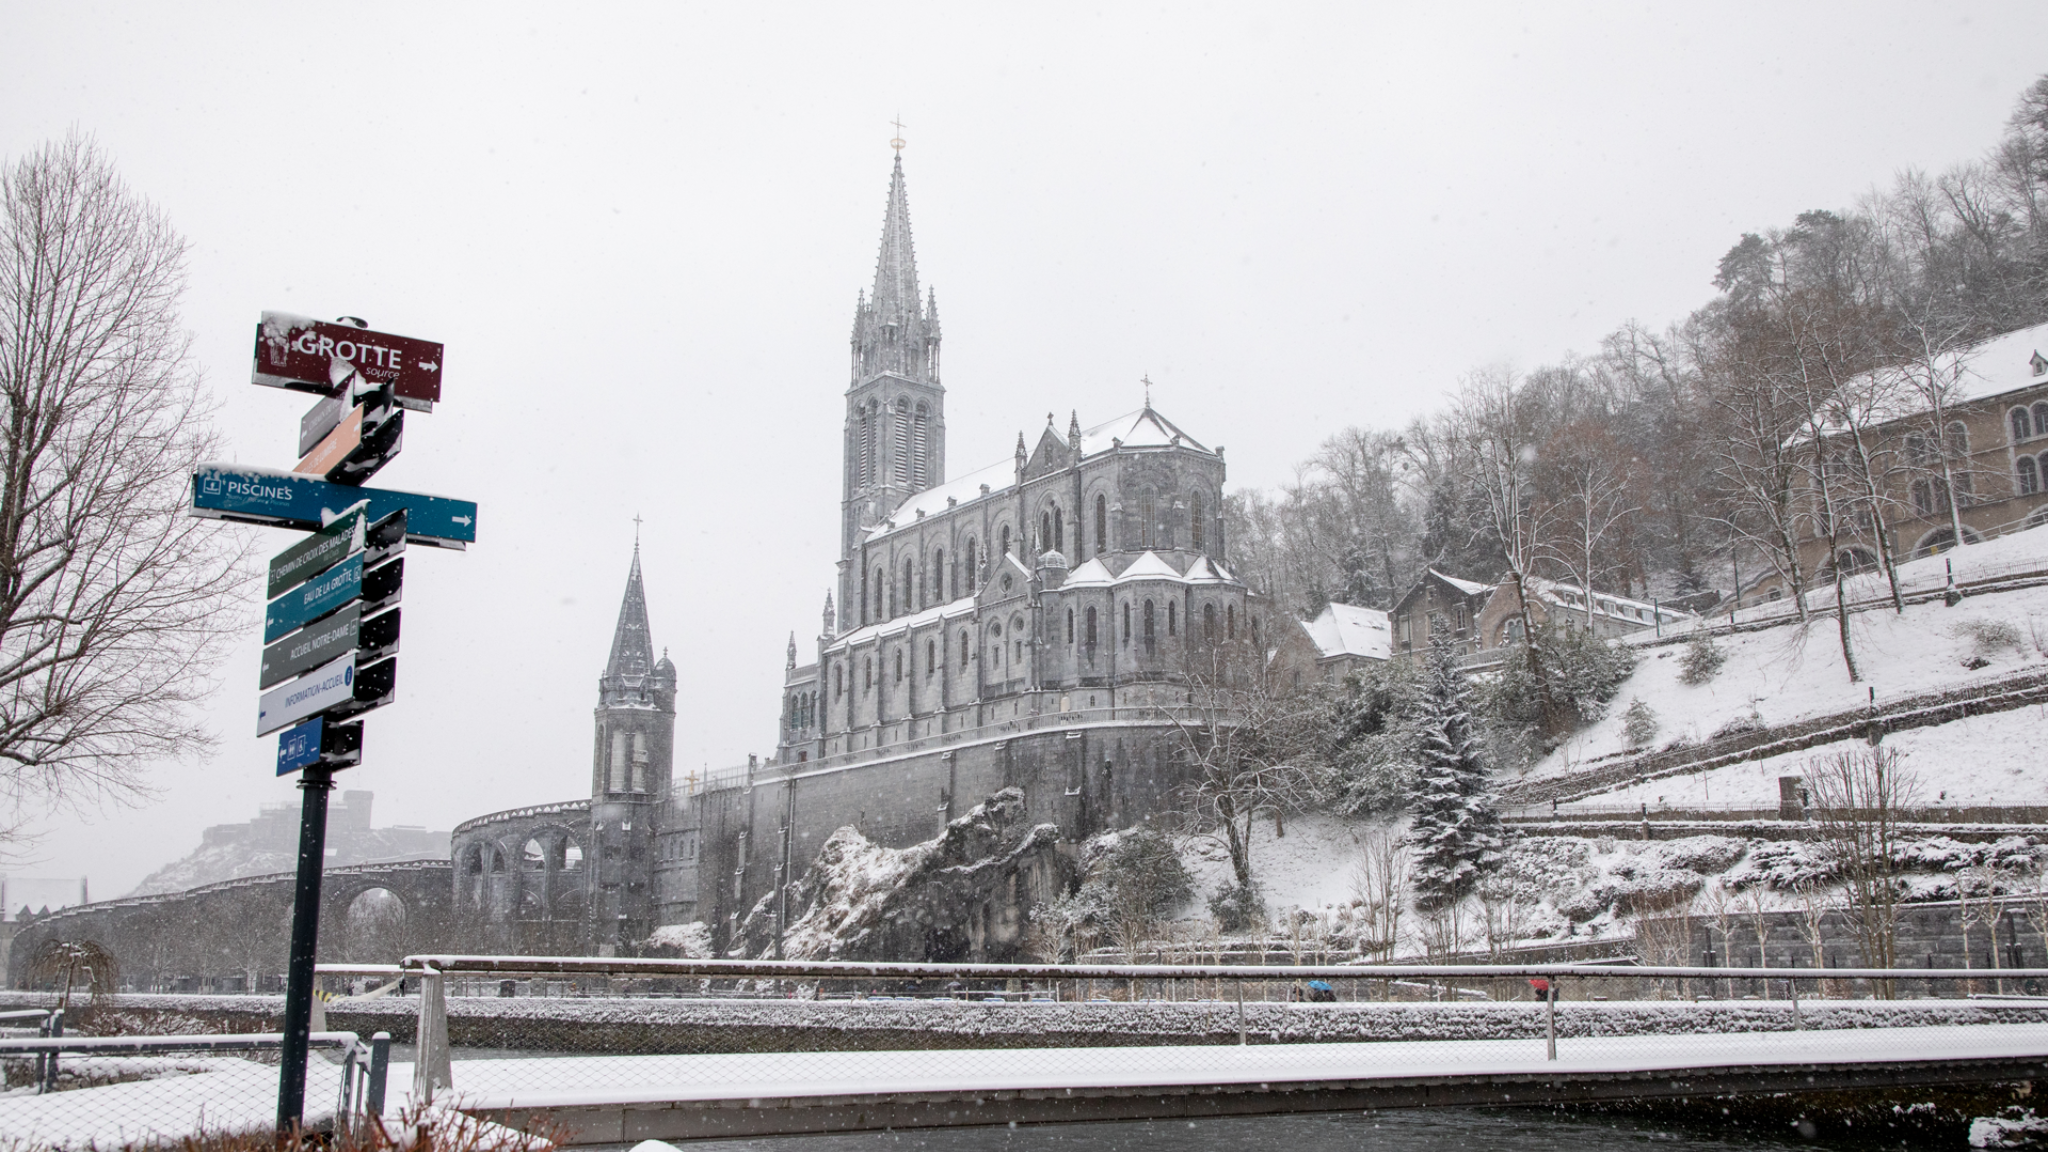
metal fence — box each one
[0,1025,389,1150]
[393,954,2048,1138]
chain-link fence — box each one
[389,955,2048,1141]
[0,1023,388,1150]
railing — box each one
[391,953,2048,1129]
[0,1027,389,1149]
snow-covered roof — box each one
[1796,319,2048,441]
[1303,602,1391,661]
[1062,557,1115,588]
[1116,550,1182,580]
[866,406,1214,543]
[823,595,978,652]
[1431,569,1495,597]
[1513,576,1697,628]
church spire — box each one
[600,546,655,703]
[850,154,940,386]
[871,155,920,325]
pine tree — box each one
[1404,626,1506,908]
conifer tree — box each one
[1404,625,1506,908]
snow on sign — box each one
[253,313,442,411]
[266,503,368,599]
[276,715,362,775]
[192,464,476,549]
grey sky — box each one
[2,3,2042,896]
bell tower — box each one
[587,544,675,951]
[839,148,944,630]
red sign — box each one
[253,313,443,411]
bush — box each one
[1208,881,1265,933]
[1622,698,1659,750]
[1322,660,1422,815]
[1477,622,1636,742]
[1679,631,1726,685]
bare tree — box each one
[1347,825,1408,961]
[1807,744,1920,987]
[1535,420,1641,622]
[0,135,243,814]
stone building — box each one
[1388,570,1494,659]
[1472,576,1696,652]
[450,151,1261,958]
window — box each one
[893,398,911,485]
[1946,420,1970,461]
[864,658,873,691]
[1252,617,1262,651]
[1227,604,1236,640]
[903,559,914,611]
[913,403,929,488]
[835,663,843,700]
[2034,403,2048,438]
[1907,434,1935,466]
[1167,601,1176,636]
[927,639,937,676]
[1143,600,1156,655]
[874,567,885,618]
[1141,490,1155,548]
[1911,479,1937,517]
[960,630,970,664]
[1000,524,1011,559]
[1041,511,1053,555]
[1094,494,1107,555]
[934,549,946,601]
[1191,492,1205,550]
[1204,602,1217,640]
[858,405,874,484]
[1122,602,1131,647]
[2014,407,2031,443]
[1085,606,1099,649]
[1054,506,1064,553]
[964,539,977,585]
[1066,608,1074,643]
[895,649,903,683]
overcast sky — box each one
[2,3,2044,899]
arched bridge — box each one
[6,859,453,991]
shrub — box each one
[1477,622,1636,742]
[1208,881,1265,933]
[1622,698,1658,750]
[1679,631,1726,685]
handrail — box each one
[400,952,2048,984]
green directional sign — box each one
[267,503,368,599]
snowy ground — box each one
[1554,703,2048,812]
[1530,532,2048,787]
[1178,812,1368,918]
[0,1054,348,1148]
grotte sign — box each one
[252,312,443,411]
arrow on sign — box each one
[192,465,476,549]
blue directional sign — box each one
[191,464,476,549]
[264,554,361,643]
[277,717,326,775]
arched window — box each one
[864,658,873,691]
[913,403,930,488]
[927,639,937,676]
[893,398,911,485]
[1143,600,1156,655]
[1066,608,1074,643]
[874,567,886,619]
[964,538,977,586]
[902,559,915,611]
[1054,506,1064,553]
[1000,524,1011,559]
[1094,495,1107,555]
[2013,407,2031,443]
[1141,490,1155,548]
[895,649,904,683]
[1085,606,1099,650]
[1912,479,1936,516]
[1204,602,1217,639]
[1946,420,1970,459]
[1041,511,1053,554]
[2033,403,2048,438]
[835,663,844,700]
[858,406,874,484]
[1191,492,1205,550]
[1907,434,1934,466]
[1227,604,1236,640]
[960,630,970,665]
[1167,601,1176,636]
[1122,602,1131,647]
[934,548,946,601]
[2020,456,2040,496]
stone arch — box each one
[1912,525,1983,558]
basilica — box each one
[449,152,1262,956]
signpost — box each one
[197,316,472,1134]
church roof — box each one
[1116,550,1182,580]
[865,404,1214,543]
[1063,557,1115,588]
[601,548,660,704]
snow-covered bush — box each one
[1321,660,1421,815]
[1622,698,1659,750]
[1654,835,1748,875]
[1208,881,1264,933]
[1405,629,1506,908]
[1477,623,1635,745]
[1958,618,2025,660]
[1679,630,1727,685]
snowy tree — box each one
[1403,626,1506,908]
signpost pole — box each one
[277,762,336,1133]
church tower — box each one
[840,151,944,630]
[587,546,675,950]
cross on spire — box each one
[1142,375,1153,408]
[890,116,906,154]
[632,513,643,546]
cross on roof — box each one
[890,117,906,154]
[1142,375,1153,408]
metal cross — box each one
[1142,375,1153,407]
[891,117,907,154]
[632,513,643,545]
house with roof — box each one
[1749,318,2048,603]
[1473,576,1697,652]
[1291,601,1393,683]
[1388,570,1496,658]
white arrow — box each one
[450,515,472,526]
